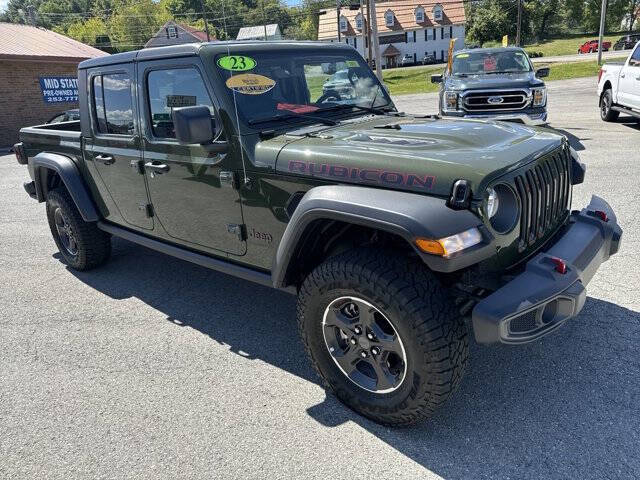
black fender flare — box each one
[31,152,100,222]
[272,185,493,288]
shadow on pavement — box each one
[546,127,588,151]
[67,238,640,479]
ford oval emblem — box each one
[487,96,504,104]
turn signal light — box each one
[415,228,482,257]
[415,238,446,256]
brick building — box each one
[0,23,107,146]
[318,0,465,68]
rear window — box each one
[92,73,134,135]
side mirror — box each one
[535,67,550,78]
[431,74,443,84]
[172,106,214,145]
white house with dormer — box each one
[319,0,465,68]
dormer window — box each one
[355,13,364,30]
[433,4,443,21]
[385,9,394,27]
[166,25,178,38]
[339,15,348,32]
[415,6,425,23]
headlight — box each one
[485,184,519,234]
[532,87,546,107]
[443,91,458,111]
[415,227,483,258]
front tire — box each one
[600,89,619,122]
[297,249,468,426]
[46,187,111,270]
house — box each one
[236,24,282,41]
[318,0,465,68]
[0,22,107,146]
[144,21,212,49]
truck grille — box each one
[513,145,572,252]
[462,90,530,112]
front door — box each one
[85,66,152,230]
[618,45,640,110]
[138,60,245,256]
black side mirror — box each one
[431,74,443,84]
[172,106,215,145]
[535,67,550,78]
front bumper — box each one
[443,110,548,126]
[472,195,622,344]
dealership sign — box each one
[38,76,79,103]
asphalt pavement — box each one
[1,76,639,479]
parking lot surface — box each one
[1,76,639,479]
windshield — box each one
[214,49,393,126]
[451,50,532,75]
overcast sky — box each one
[0,0,8,13]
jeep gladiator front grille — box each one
[513,145,572,252]
[462,90,530,112]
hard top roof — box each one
[454,46,527,56]
[79,40,353,69]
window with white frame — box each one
[339,16,348,32]
[167,25,178,38]
[385,10,394,27]
[433,4,443,21]
[355,13,363,30]
[415,6,425,22]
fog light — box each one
[416,227,482,257]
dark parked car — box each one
[422,53,436,65]
[613,34,640,51]
[14,41,621,426]
[46,109,80,124]
[431,47,549,125]
[578,39,611,54]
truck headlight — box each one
[532,87,546,107]
[443,91,458,111]
[415,227,483,257]
[485,184,519,233]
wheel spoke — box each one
[370,323,402,355]
[54,209,65,228]
[324,307,356,333]
[365,357,396,391]
[331,346,361,377]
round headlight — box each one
[485,184,519,234]
[486,188,499,218]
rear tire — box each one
[600,89,619,122]
[297,248,468,426]
[46,187,111,270]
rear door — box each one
[618,44,640,110]
[137,58,245,256]
[85,65,153,230]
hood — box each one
[268,115,563,198]
[444,72,543,91]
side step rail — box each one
[611,105,640,119]
[97,221,295,294]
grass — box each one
[382,56,629,96]
[483,33,636,57]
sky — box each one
[0,0,7,13]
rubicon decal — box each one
[288,161,435,189]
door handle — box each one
[144,162,170,174]
[620,73,625,78]
[95,154,114,165]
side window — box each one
[92,73,134,135]
[147,67,214,139]
[631,45,640,66]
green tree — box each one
[108,0,171,50]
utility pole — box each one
[337,0,341,42]
[360,0,366,60]
[200,0,211,42]
[597,0,607,65]
[369,0,382,80]
[262,0,268,41]
[366,0,373,66]
[516,0,522,47]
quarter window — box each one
[146,67,214,139]
[92,73,134,135]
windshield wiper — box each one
[248,111,337,126]
[485,71,521,75]
[318,103,392,116]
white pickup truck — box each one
[598,41,640,122]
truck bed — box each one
[19,121,82,161]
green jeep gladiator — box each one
[15,41,622,425]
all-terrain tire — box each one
[297,248,468,426]
[46,187,111,270]
[600,89,619,122]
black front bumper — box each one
[472,195,622,344]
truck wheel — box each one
[46,187,111,270]
[297,248,468,426]
[600,90,619,122]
